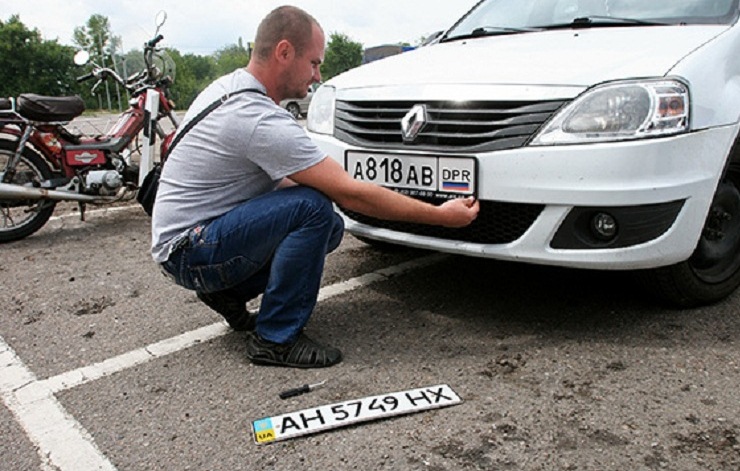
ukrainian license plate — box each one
[345,151,476,199]
[252,384,462,444]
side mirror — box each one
[155,11,167,29]
[422,31,443,46]
[74,50,90,66]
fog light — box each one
[591,212,618,241]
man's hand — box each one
[291,157,481,227]
[438,196,480,228]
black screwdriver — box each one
[279,380,326,399]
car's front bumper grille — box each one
[340,199,545,244]
[334,99,568,152]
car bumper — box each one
[309,124,738,270]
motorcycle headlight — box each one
[307,84,335,135]
[531,79,689,145]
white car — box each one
[307,0,740,307]
[280,82,321,118]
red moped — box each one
[0,12,179,242]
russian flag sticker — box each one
[441,181,470,192]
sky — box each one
[0,0,477,55]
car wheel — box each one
[636,164,740,307]
[286,103,301,119]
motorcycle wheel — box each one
[0,140,57,243]
[635,164,740,307]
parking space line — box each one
[49,204,139,222]
[0,252,446,471]
[0,338,117,471]
[318,253,446,302]
[40,323,230,394]
[44,252,447,394]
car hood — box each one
[330,25,728,91]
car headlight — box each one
[531,79,689,145]
[307,84,335,135]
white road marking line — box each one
[0,339,117,471]
[44,252,447,394]
[317,253,446,301]
[0,252,446,471]
[49,205,139,222]
[40,323,230,393]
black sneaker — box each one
[246,332,343,368]
[196,291,257,332]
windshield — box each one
[444,0,739,40]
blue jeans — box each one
[161,186,344,344]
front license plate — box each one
[346,151,476,199]
[252,384,462,444]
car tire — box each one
[635,161,740,307]
[286,103,301,119]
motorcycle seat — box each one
[16,94,85,122]
[66,137,129,153]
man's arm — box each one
[289,157,479,228]
[276,177,298,189]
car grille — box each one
[334,99,568,152]
[340,199,545,244]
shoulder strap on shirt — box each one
[163,87,265,160]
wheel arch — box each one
[719,123,740,187]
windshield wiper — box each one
[540,16,671,30]
[440,17,670,42]
[441,25,541,42]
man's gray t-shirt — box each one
[151,69,326,262]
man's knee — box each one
[292,186,335,219]
[328,212,345,252]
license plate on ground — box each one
[251,384,462,444]
[346,151,476,199]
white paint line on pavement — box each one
[0,338,117,471]
[40,323,230,393]
[0,252,447,471]
[49,204,140,222]
[44,252,447,394]
[317,252,446,301]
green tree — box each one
[73,14,125,110]
[1,15,373,113]
[167,48,217,109]
[120,48,146,81]
[213,40,250,77]
[73,14,114,64]
[0,15,80,97]
[321,32,363,81]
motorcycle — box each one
[0,11,179,243]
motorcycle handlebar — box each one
[76,72,95,83]
[86,68,128,90]
[147,34,164,48]
[79,32,168,94]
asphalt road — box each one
[1,202,739,471]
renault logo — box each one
[401,104,427,142]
